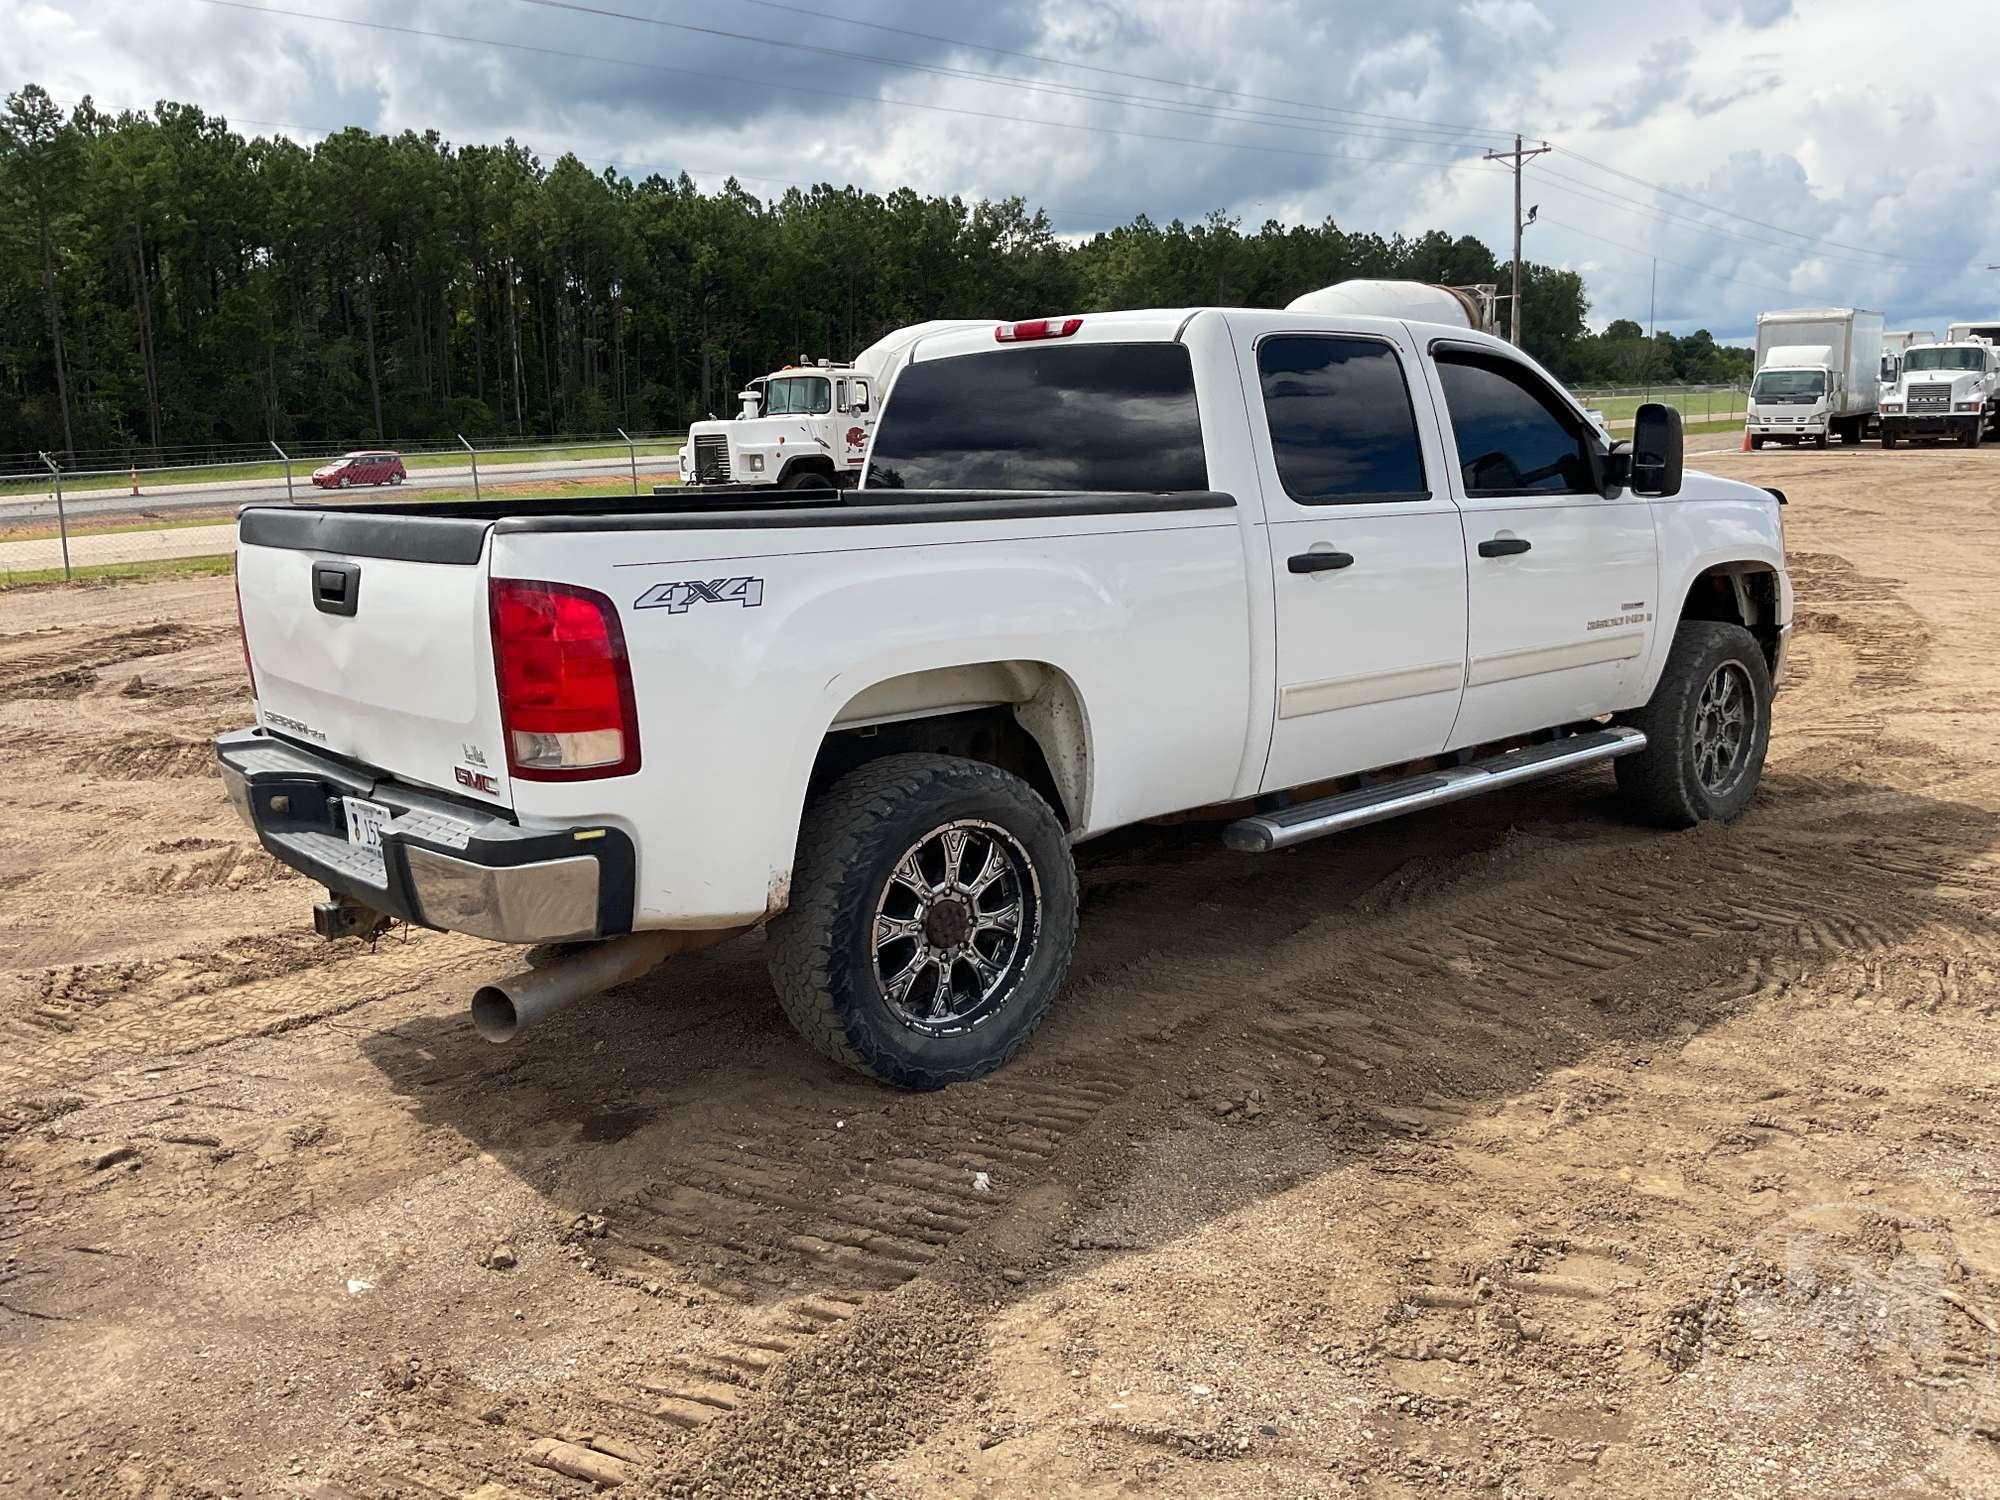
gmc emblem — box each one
[455,766,500,795]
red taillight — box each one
[995,316,1083,342]
[489,578,640,781]
[234,569,257,699]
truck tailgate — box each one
[236,508,512,807]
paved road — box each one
[0,451,678,523]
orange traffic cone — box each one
[129,464,139,496]
[1740,427,1752,453]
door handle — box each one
[1478,537,1532,558]
[1288,550,1355,574]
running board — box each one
[1223,727,1648,853]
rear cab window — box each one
[1256,335,1428,504]
[865,342,1207,491]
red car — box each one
[311,450,407,489]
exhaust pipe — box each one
[470,927,746,1043]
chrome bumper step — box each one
[1224,726,1648,853]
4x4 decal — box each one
[634,577,765,614]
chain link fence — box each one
[0,431,685,592]
[1569,383,1748,429]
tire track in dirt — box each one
[0,930,492,1127]
[320,766,2000,1496]
[0,622,234,699]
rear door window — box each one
[866,342,1207,491]
[1256,335,1428,504]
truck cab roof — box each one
[906,307,1522,362]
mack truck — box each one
[677,321,983,490]
[1878,338,2000,447]
[1745,306,1884,449]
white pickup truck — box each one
[221,309,1792,1088]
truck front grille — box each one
[692,435,731,482]
[1909,385,1954,411]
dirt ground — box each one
[3,446,1999,1499]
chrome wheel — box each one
[1692,661,1755,796]
[871,818,1039,1037]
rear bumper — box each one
[216,728,634,944]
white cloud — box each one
[3,0,1997,339]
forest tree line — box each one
[0,84,1755,464]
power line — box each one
[709,0,1518,142]
[1549,144,1953,269]
[1534,212,1821,303]
[498,0,1506,153]
[1529,167,1948,274]
[191,0,1496,176]
[47,90,1157,228]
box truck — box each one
[1746,307,1884,449]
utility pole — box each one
[1484,134,1551,346]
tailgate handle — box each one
[312,561,361,617]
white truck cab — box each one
[1879,339,2000,447]
[678,320,986,490]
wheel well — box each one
[780,454,837,482]
[1679,565,1781,671]
[808,663,1089,828]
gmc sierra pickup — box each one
[220,308,1791,1088]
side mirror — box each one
[1630,402,1683,497]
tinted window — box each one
[866,342,1207,491]
[1257,336,1427,504]
[1435,354,1595,496]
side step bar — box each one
[1223,726,1648,853]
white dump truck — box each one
[677,321,984,490]
[1745,307,1884,449]
[1878,338,2000,447]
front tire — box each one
[1749,435,1765,451]
[1616,621,1773,829]
[1882,427,1899,449]
[1965,421,1985,449]
[768,754,1077,1089]
[780,467,830,490]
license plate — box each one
[344,797,394,851]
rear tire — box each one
[1616,621,1773,829]
[767,753,1078,1089]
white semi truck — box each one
[1745,307,1884,449]
[677,321,984,490]
[1878,338,2000,447]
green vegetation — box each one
[0,82,1641,466]
[0,551,234,590]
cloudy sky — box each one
[9,0,2000,340]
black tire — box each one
[1965,422,1985,449]
[1812,431,1829,449]
[1882,428,1899,449]
[767,753,1078,1089]
[1749,435,1765,450]
[780,467,830,490]
[1616,621,1773,829]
